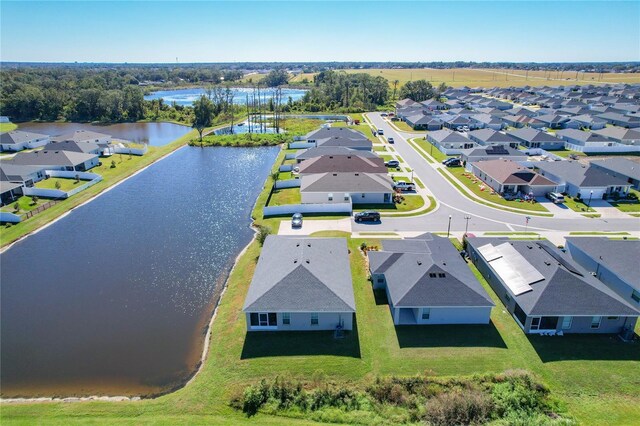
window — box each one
[311,313,319,325]
[591,316,602,329]
[607,316,619,320]
[438,273,446,278]
[429,273,437,278]
[421,308,431,320]
[282,313,290,325]
[328,193,333,201]
[530,317,541,331]
[250,312,277,327]
[361,193,366,198]
[561,316,572,330]
[632,290,640,303]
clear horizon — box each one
[1,1,639,63]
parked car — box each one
[385,160,400,168]
[393,181,415,192]
[291,213,303,228]
[462,126,470,132]
[387,137,395,144]
[354,211,380,223]
[381,113,388,117]
[377,129,384,135]
[442,157,462,167]
[443,158,462,167]
[546,192,565,204]
[456,126,464,132]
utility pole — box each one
[525,216,531,233]
[447,215,452,238]
[464,215,471,235]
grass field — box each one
[34,177,87,192]
[353,194,425,213]
[0,196,51,213]
[291,68,640,89]
[0,122,18,132]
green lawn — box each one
[390,120,422,133]
[34,177,87,192]
[547,149,587,158]
[412,137,450,163]
[609,189,640,212]
[447,167,550,213]
[267,187,301,206]
[354,194,425,213]
[0,129,199,248]
[372,145,387,152]
[0,122,18,132]
[563,195,596,213]
[0,196,51,213]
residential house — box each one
[0,180,23,205]
[420,99,448,111]
[300,172,394,204]
[43,140,101,156]
[0,130,50,152]
[507,128,565,150]
[502,115,545,129]
[467,129,520,148]
[472,159,558,196]
[242,236,355,331]
[571,114,607,130]
[51,130,113,155]
[470,114,506,130]
[9,150,99,172]
[395,98,420,110]
[304,127,372,151]
[467,238,639,335]
[297,155,386,175]
[565,238,640,308]
[597,112,640,128]
[536,114,570,129]
[405,114,443,130]
[535,160,631,198]
[0,163,46,187]
[368,234,494,325]
[592,127,640,148]
[555,129,613,152]
[460,145,527,170]
[590,158,640,189]
[294,147,379,163]
[427,129,475,155]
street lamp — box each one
[464,215,471,235]
[587,190,593,211]
[447,215,452,238]
[525,216,531,233]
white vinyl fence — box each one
[274,179,300,189]
[0,212,21,223]
[263,202,352,217]
[289,142,315,149]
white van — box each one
[546,192,565,204]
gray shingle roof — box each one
[0,163,45,181]
[467,238,640,316]
[0,130,49,145]
[243,236,355,312]
[566,237,640,292]
[592,126,640,142]
[591,158,640,181]
[468,129,518,144]
[429,129,471,143]
[368,235,494,308]
[295,147,379,161]
[535,161,630,187]
[298,155,386,174]
[301,172,394,193]
[556,129,609,143]
[44,140,100,154]
[9,150,98,167]
[508,128,563,144]
[51,130,111,144]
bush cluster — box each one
[232,370,570,425]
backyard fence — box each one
[274,179,300,189]
[0,212,22,223]
[263,202,352,217]
[289,142,315,149]
[279,164,293,172]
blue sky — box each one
[1,1,639,63]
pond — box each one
[17,122,191,147]
[144,87,307,107]
[0,145,279,397]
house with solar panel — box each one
[242,236,355,331]
[368,234,494,325]
[466,238,639,337]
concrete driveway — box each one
[278,217,352,236]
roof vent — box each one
[332,173,337,176]
[294,259,298,264]
[544,261,551,266]
[417,260,422,265]
[296,243,300,247]
[354,173,359,176]
[305,259,310,264]
[307,243,311,247]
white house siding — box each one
[245,312,353,331]
[524,315,637,334]
[407,306,492,325]
[301,191,389,205]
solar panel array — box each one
[477,242,545,296]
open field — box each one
[291,68,640,88]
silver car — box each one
[291,213,303,228]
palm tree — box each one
[392,79,400,100]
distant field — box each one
[290,68,640,88]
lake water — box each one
[0,146,279,397]
[17,122,191,147]
[144,87,307,107]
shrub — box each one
[424,388,493,426]
[242,379,270,416]
[55,181,61,190]
[30,196,39,205]
[110,160,116,168]
[256,225,271,246]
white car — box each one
[393,182,415,192]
